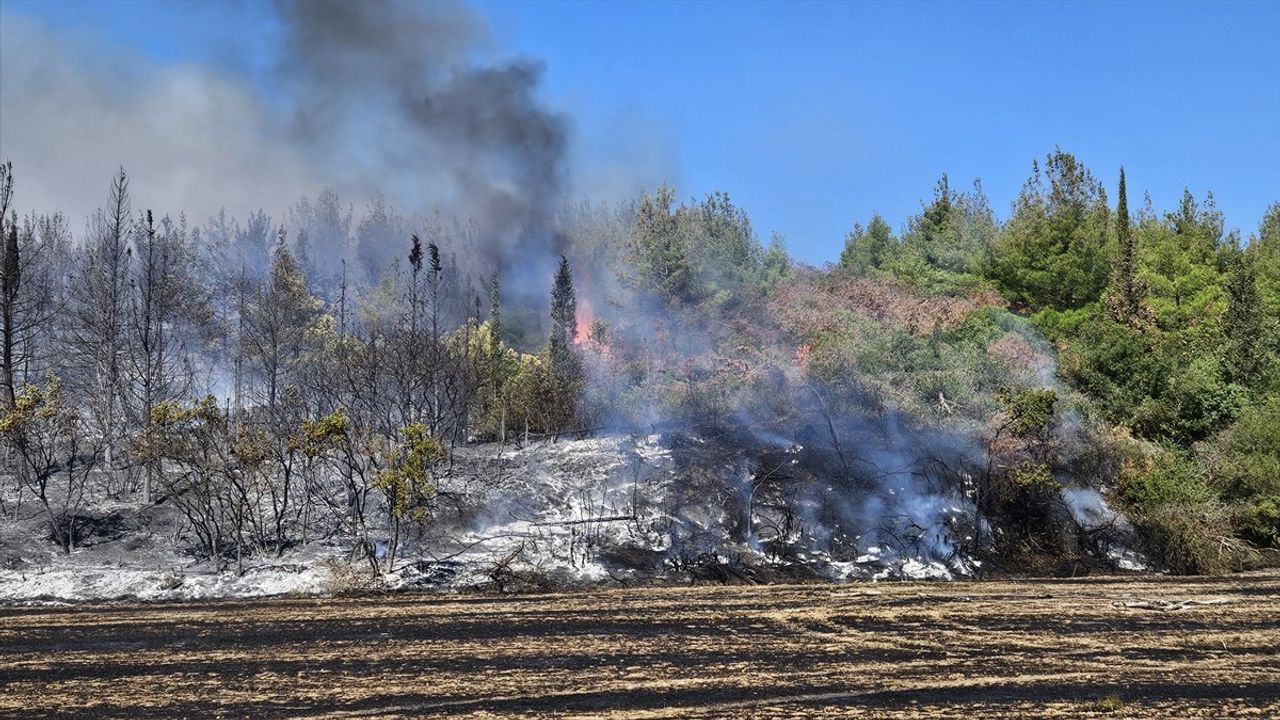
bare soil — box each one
[2,574,1278,718]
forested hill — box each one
[1,148,1277,591]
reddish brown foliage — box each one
[769,268,1003,339]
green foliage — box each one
[989,149,1112,310]
[547,256,582,428]
[294,409,349,457]
[1131,355,1245,446]
[1061,312,1164,424]
[1238,496,1280,549]
[626,185,785,307]
[627,185,697,301]
[852,176,999,296]
[1136,191,1228,336]
[1209,397,1280,547]
[1134,501,1236,575]
[839,214,896,274]
[549,255,579,381]
[902,175,996,278]
[1222,250,1266,389]
[375,423,443,521]
[1211,396,1280,500]
[1120,453,1236,574]
[1031,304,1098,344]
[0,374,62,437]
[996,386,1058,439]
[1104,167,1149,325]
[1121,453,1214,509]
[1250,202,1280,320]
[490,351,574,436]
[1010,462,1056,491]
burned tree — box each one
[1,162,18,409]
[124,211,211,502]
[67,168,134,495]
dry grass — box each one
[2,573,1277,718]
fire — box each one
[574,296,593,344]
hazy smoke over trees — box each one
[274,0,569,267]
[1,0,570,277]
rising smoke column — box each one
[273,0,570,283]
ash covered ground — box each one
[0,430,1144,604]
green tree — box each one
[1105,167,1147,325]
[549,255,577,359]
[839,215,896,273]
[1211,396,1280,547]
[242,231,324,411]
[548,255,581,427]
[1223,250,1265,390]
[627,184,697,301]
[1138,190,1228,337]
[990,149,1112,310]
[1249,202,1280,322]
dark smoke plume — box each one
[275,0,569,272]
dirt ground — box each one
[1,574,1277,719]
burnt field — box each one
[1,575,1278,719]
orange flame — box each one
[574,296,594,345]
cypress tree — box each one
[549,255,577,368]
[1108,166,1145,324]
[547,256,581,430]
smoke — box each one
[274,0,569,268]
[1,1,570,280]
[0,9,318,228]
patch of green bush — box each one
[1120,454,1237,574]
[1237,495,1280,549]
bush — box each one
[1120,454,1237,574]
[1237,495,1280,549]
[1212,396,1280,500]
[1120,454,1213,509]
[1136,501,1237,575]
[321,557,383,596]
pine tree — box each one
[990,149,1111,310]
[839,215,896,273]
[243,230,322,411]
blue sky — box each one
[4,0,1279,264]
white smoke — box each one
[0,9,319,225]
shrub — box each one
[1212,396,1280,500]
[321,557,383,596]
[1120,454,1237,574]
[1120,454,1213,509]
[1136,501,1236,575]
[1237,495,1280,549]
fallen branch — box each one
[532,515,637,527]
